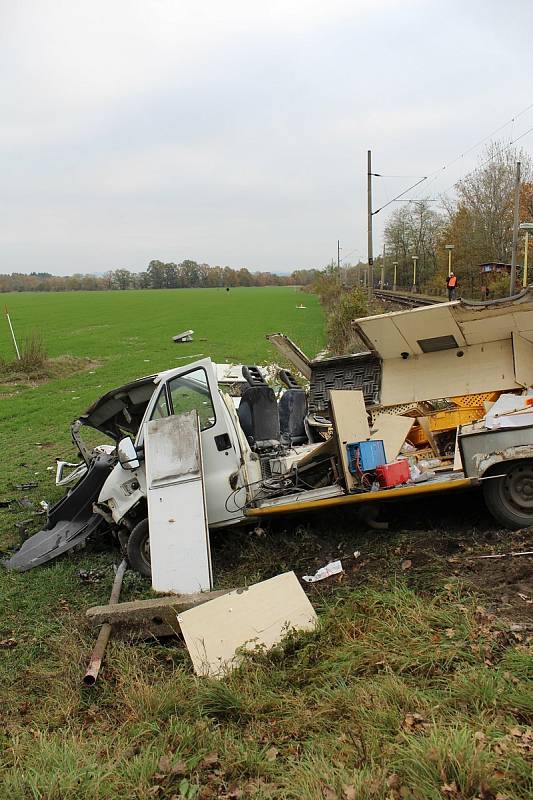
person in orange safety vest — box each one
[447,272,458,301]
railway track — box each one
[373,289,444,308]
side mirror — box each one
[118,436,140,470]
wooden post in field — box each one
[5,306,21,360]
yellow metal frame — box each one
[246,477,475,518]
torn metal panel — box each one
[459,423,533,477]
[266,333,312,379]
[5,452,115,571]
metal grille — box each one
[308,354,381,413]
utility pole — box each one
[380,243,386,289]
[367,149,374,299]
[510,161,521,296]
[337,240,341,284]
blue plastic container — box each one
[346,440,386,474]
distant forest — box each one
[0,260,320,293]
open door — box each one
[144,411,212,594]
[137,358,242,526]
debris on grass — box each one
[302,559,344,583]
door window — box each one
[167,368,216,430]
[151,388,170,420]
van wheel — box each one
[483,460,533,529]
[127,518,152,578]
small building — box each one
[479,262,512,277]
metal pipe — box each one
[83,559,127,686]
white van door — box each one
[136,358,243,526]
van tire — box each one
[483,460,533,529]
[127,518,152,578]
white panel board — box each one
[178,572,317,676]
[144,411,212,595]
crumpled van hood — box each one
[75,374,158,441]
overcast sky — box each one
[2,0,533,275]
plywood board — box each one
[512,331,533,388]
[369,414,414,462]
[178,572,317,677]
[294,436,337,468]
[144,411,212,595]
[417,417,440,456]
[330,390,370,491]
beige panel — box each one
[512,332,533,387]
[380,340,519,406]
[458,314,519,345]
[330,389,370,491]
[514,309,533,333]
[178,572,317,677]
[354,316,412,358]
[369,414,414,462]
[394,305,465,353]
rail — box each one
[373,289,444,308]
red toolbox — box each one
[376,460,410,488]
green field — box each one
[1,288,531,800]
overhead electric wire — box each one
[372,176,428,216]
[408,101,533,201]
[437,122,533,196]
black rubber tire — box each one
[483,460,533,529]
[126,518,152,578]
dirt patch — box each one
[213,488,532,626]
[0,356,102,387]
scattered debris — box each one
[17,498,34,509]
[77,569,105,584]
[177,572,317,677]
[0,499,14,508]
[472,550,533,559]
[14,482,37,490]
[172,329,194,343]
[176,352,204,360]
[302,559,344,583]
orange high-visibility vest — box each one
[448,275,457,287]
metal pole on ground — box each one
[83,559,128,686]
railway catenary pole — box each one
[367,150,374,299]
[510,161,521,296]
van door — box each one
[136,358,243,526]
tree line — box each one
[383,141,533,297]
[0,261,320,293]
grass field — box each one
[1,288,532,800]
